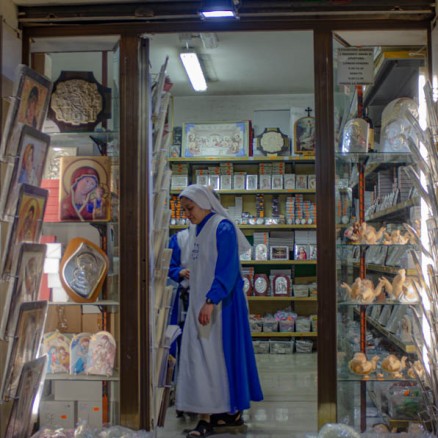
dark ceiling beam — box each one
[17,0,435,25]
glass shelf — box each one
[337,243,418,250]
[45,371,120,381]
[335,152,413,165]
[338,300,415,306]
[48,300,119,307]
[337,373,416,382]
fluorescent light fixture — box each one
[199,0,238,19]
[179,51,208,92]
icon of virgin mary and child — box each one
[61,166,109,221]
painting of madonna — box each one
[59,156,111,222]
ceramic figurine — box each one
[381,354,407,378]
[383,229,410,245]
[407,360,425,380]
[359,222,386,244]
[341,277,385,303]
[379,269,407,300]
[348,352,379,376]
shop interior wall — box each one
[173,94,314,135]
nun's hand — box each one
[199,303,214,326]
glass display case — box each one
[31,38,121,429]
[333,37,429,434]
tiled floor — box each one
[158,353,318,438]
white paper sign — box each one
[337,48,374,85]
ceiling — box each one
[29,29,427,97]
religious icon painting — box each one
[0,301,48,402]
[59,156,111,222]
[0,184,48,280]
[243,274,253,297]
[41,330,71,374]
[70,332,92,375]
[5,356,47,438]
[0,125,50,220]
[0,65,52,160]
[85,331,116,377]
[60,237,109,303]
[294,110,316,155]
[341,118,369,153]
[273,274,291,297]
[48,71,112,132]
[253,274,269,296]
[0,243,47,341]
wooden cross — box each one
[305,107,313,117]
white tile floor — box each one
[157,353,318,438]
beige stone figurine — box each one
[340,277,385,303]
[383,229,411,245]
[379,269,419,302]
[381,354,407,378]
[348,352,379,376]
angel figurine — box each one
[379,269,418,302]
[383,229,410,245]
[381,354,407,378]
[341,277,385,303]
[348,352,379,377]
[359,222,386,244]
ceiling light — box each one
[179,52,208,92]
[199,0,238,19]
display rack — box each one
[169,154,318,352]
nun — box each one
[175,184,263,438]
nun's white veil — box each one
[179,184,251,255]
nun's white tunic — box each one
[175,213,229,413]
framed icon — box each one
[1,301,48,401]
[256,127,290,156]
[59,156,111,221]
[0,243,47,340]
[60,237,109,303]
[41,331,72,374]
[271,175,283,190]
[294,244,309,261]
[70,332,92,375]
[341,118,369,153]
[270,245,289,261]
[0,184,48,279]
[294,116,315,155]
[196,174,209,186]
[0,65,52,160]
[85,331,116,377]
[233,174,246,190]
[259,174,271,190]
[273,274,291,296]
[0,125,50,220]
[5,356,47,438]
[296,175,308,190]
[253,274,269,296]
[284,174,296,190]
[208,174,220,191]
[182,121,250,158]
[48,71,112,132]
[220,175,232,190]
[246,174,258,190]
